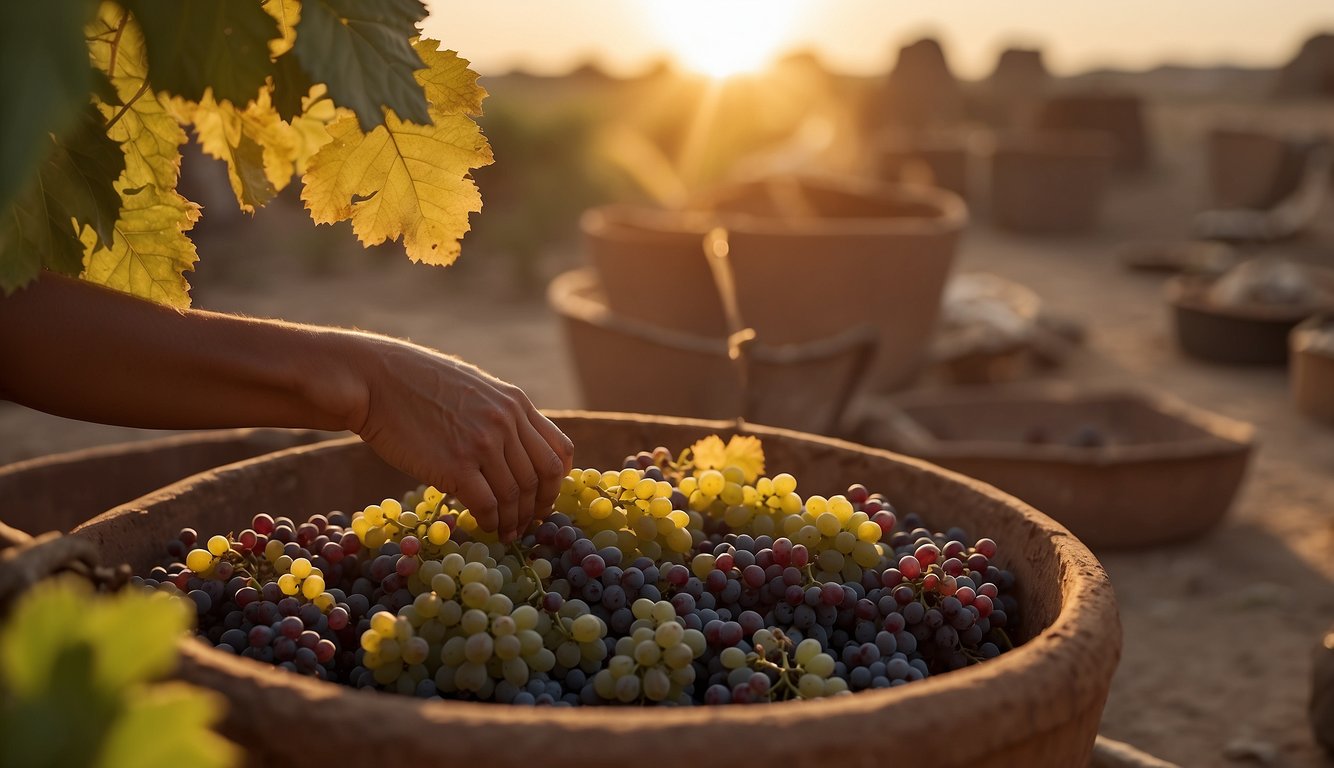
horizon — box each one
[424,0,1334,80]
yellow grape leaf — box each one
[289,85,335,174]
[691,434,765,484]
[179,89,300,212]
[301,42,493,265]
[81,184,200,308]
[84,1,200,306]
[263,0,300,57]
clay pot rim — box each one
[548,267,880,365]
[78,411,1119,735]
[875,383,1255,464]
[1292,314,1334,358]
[1166,273,1334,322]
[582,175,968,239]
[0,428,330,480]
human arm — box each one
[0,273,572,541]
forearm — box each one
[0,273,366,432]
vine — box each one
[0,0,493,307]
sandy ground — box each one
[2,98,1333,766]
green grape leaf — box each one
[301,43,492,265]
[0,0,99,211]
[85,589,191,692]
[95,683,237,768]
[271,51,315,122]
[293,0,430,130]
[0,104,127,295]
[122,0,278,106]
[0,642,114,768]
[0,577,92,695]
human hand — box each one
[340,335,573,542]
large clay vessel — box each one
[0,428,330,535]
[1036,92,1150,172]
[1292,316,1334,425]
[990,133,1114,234]
[73,412,1121,768]
[1207,128,1309,210]
[583,176,966,391]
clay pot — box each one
[705,175,965,390]
[0,428,330,536]
[1207,129,1309,211]
[856,386,1254,550]
[990,133,1114,234]
[72,412,1120,768]
[1036,93,1150,172]
[1167,273,1334,366]
[580,205,723,336]
[1292,316,1334,425]
[878,134,971,198]
[548,268,876,434]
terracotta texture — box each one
[1167,274,1334,366]
[582,176,965,391]
[0,428,330,536]
[990,133,1114,234]
[1036,93,1151,172]
[1207,129,1309,210]
[72,412,1121,768]
[1292,316,1334,425]
[548,268,875,433]
[856,386,1254,550]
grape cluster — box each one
[136,436,1018,706]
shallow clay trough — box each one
[73,412,1121,768]
[0,428,331,536]
[1167,273,1334,366]
[549,268,875,434]
[856,387,1254,550]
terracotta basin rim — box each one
[76,410,1119,733]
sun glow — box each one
[642,0,804,79]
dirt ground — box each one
[2,97,1333,767]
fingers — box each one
[501,424,541,540]
[516,417,564,527]
[451,470,498,536]
[480,449,522,543]
[527,408,575,476]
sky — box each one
[422,0,1334,79]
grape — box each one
[141,439,1021,703]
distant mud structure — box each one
[1276,33,1334,98]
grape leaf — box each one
[0,0,99,211]
[262,0,301,56]
[293,0,430,130]
[80,182,200,308]
[301,43,492,265]
[122,0,278,106]
[271,52,315,121]
[95,683,236,768]
[84,1,200,306]
[0,105,127,295]
[85,586,191,692]
[87,1,188,194]
[178,89,307,212]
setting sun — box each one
[641,0,804,78]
